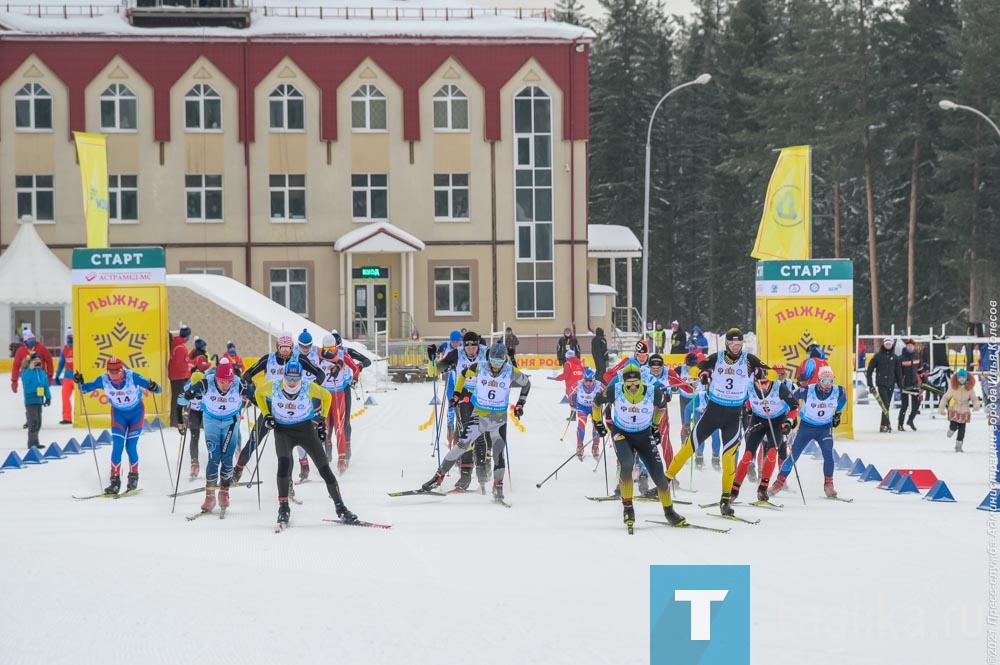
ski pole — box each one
[558,416,574,442]
[505,438,512,491]
[790,435,806,505]
[248,427,271,488]
[78,383,104,493]
[536,448,584,488]
[170,426,188,514]
[151,392,175,488]
[602,432,610,496]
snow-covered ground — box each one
[0,369,989,664]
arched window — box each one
[185,84,222,131]
[351,85,387,131]
[100,84,137,131]
[14,83,52,130]
[269,84,304,131]
[513,86,553,319]
[433,85,468,131]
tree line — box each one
[563,0,999,335]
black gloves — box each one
[74,371,84,385]
[832,413,841,428]
[699,371,711,386]
[513,400,525,419]
[315,420,327,442]
[184,389,196,400]
[147,380,159,393]
[427,343,437,360]
[449,395,461,409]
[43,398,51,407]
[594,420,608,437]
[262,414,276,431]
[651,429,662,446]
[780,421,791,436]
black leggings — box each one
[170,379,187,427]
[744,415,784,455]
[188,409,203,461]
[899,392,919,425]
[876,386,894,427]
[274,421,345,507]
[949,421,967,440]
[612,427,671,495]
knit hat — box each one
[883,337,894,346]
[215,360,234,381]
[463,331,480,345]
[284,361,303,380]
[450,330,462,343]
[649,354,664,367]
[635,340,649,354]
[583,368,596,381]
[622,360,642,382]
[65,326,73,336]
[725,328,744,342]
[23,330,35,342]
[179,323,191,339]
[298,329,313,345]
[332,332,343,347]
[194,337,207,350]
[671,320,679,327]
[566,350,576,358]
[818,366,835,382]
[226,341,236,350]
[277,331,294,348]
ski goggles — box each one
[464,341,479,348]
[623,377,642,388]
[818,377,834,386]
[488,356,506,368]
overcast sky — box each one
[466,0,697,23]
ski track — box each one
[0,369,987,664]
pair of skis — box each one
[73,489,143,500]
[274,517,393,533]
[167,481,261,498]
[388,488,511,508]
[585,495,693,506]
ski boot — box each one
[219,485,231,509]
[824,476,838,498]
[711,456,721,471]
[730,481,741,500]
[643,487,659,499]
[190,459,200,480]
[757,484,770,502]
[946,427,955,439]
[879,425,891,433]
[719,494,735,516]
[695,454,705,469]
[637,473,650,496]
[421,470,445,492]
[298,459,310,482]
[277,500,290,527]
[492,480,505,503]
[104,474,121,496]
[454,467,473,491]
[576,443,584,462]
[769,474,786,495]
[201,489,217,512]
[337,454,348,474]
[747,465,758,484]
[126,472,139,492]
[336,502,359,524]
[232,465,244,483]
[662,504,686,526]
[623,502,635,529]
[955,440,964,453]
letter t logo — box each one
[675,589,729,640]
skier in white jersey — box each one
[664,327,767,517]
[421,342,530,503]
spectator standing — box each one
[168,323,193,433]
[20,352,51,450]
[556,327,580,366]
[54,326,74,424]
[669,320,687,354]
[591,327,609,380]
[688,326,709,355]
[504,326,520,367]
[866,337,903,433]
[652,323,667,354]
[224,341,245,376]
[898,338,923,430]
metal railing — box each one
[1,2,557,21]
[612,306,643,335]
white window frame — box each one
[513,85,555,320]
[15,175,55,224]
[14,83,52,132]
[100,84,137,132]
[433,84,469,132]
[433,265,472,316]
[351,173,388,222]
[269,267,309,317]
[269,174,307,223]
[185,174,224,223]
[184,84,223,132]
[269,84,305,132]
[433,173,470,222]
[351,85,387,132]
[185,267,226,276]
[109,174,139,224]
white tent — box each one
[0,220,72,351]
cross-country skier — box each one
[255,360,357,529]
[185,359,243,514]
[591,359,685,530]
[603,339,651,385]
[183,355,212,479]
[663,328,767,517]
[318,332,359,471]
[731,367,798,502]
[421,342,530,503]
[572,367,604,460]
[769,366,846,498]
[75,357,160,495]
[435,330,490,491]
[552,350,585,421]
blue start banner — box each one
[650,565,751,665]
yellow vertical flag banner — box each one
[72,248,169,429]
[755,260,855,439]
[751,145,811,261]
[73,132,110,249]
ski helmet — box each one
[583,368,596,381]
[725,328,744,342]
[321,333,337,349]
[487,342,507,369]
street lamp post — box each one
[939,99,1000,139]
[641,73,712,330]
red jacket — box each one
[168,336,192,381]
[11,343,54,391]
[554,356,585,397]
